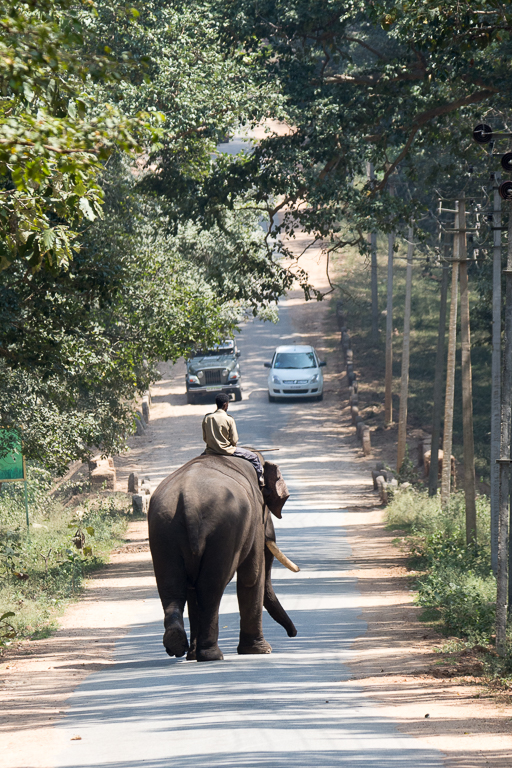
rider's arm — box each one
[230,417,239,447]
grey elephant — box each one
[148,453,298,662]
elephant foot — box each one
[186,649,197,661]
[163,625,189,658]
[197,645,224,662]
[237,639,272,655]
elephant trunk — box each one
[263,545,298,637]
[265,540,300,572]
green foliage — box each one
[0,466,130,644]
[396,447,417,484]
[386,486,495,641]
[0,154,285,470]
[334,238,493,477]
[0,2,292,471]
[214,0,511,258]
[0,0,163,272]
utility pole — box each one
[428,255,449,496]
[458,194,477,543]
[491,173,502,573]
[441,203,459,508]
[384,229,395,425]
[384,182,395,427]
[397,225,414,470]
[367,162,379,345]
[496,207,512,656]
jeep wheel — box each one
[234,389,243,402]
[186,392,196,405]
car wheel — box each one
[186,392,196,405]
[316,392,324,402]
[268,393,275,403]
[234,389,243,402]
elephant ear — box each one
[263,461,290,518]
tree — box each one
[0,0,162,272]
[212,0,511,254]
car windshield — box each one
[273,352,316,369]
[193,345,234,358]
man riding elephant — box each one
[202,393,264,486]
[148,438,297,662]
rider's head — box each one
[215,393,230,411]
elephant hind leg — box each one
[186,587,199,661]
[163,601,189,658]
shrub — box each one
[0,465,130,646]
[386,486,495,641]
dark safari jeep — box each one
[185,339,242,404]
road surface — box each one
[51,293,444,768]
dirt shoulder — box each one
[344,509,512,767]
[0,522,154,768]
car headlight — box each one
[188,375,200,384]
[272,375,282,384]
[310,374,319,383]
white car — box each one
[264,345,326,402]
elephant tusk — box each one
[266,540,300,573]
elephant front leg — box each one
[194,582,225,662]
[236,557,272,655]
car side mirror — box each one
[263,362,272,369]
[319,361,327,367]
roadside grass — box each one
[0,465,132,651]
[333,238,492,479]
[386,486,512,687]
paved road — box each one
[52,296,443,768]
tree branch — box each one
[374,127,419,191]
[323,68,425,86]
[0,138,99,155]
[344,36,386,60]
[372,88,496,191]
[411,88,496,128]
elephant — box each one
[148,453,298,662]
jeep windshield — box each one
[192,344,234,358]
[273,352,316,369]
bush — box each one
[0,465,130,646]
[386,486,495,642]
[417,566,495,638]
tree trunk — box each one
[384,230,395,426]
[496,208,512,655]
[458,195,477,543]
[371,231,378,345]
[441,204,459,508]
[397,225,414,470]
[428,259,449,496]
[367,163,379,346]
[491,173,502,574]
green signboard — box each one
[0,431,25,482]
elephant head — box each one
[262,460,290,518]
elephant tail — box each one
[179,490,203,558]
